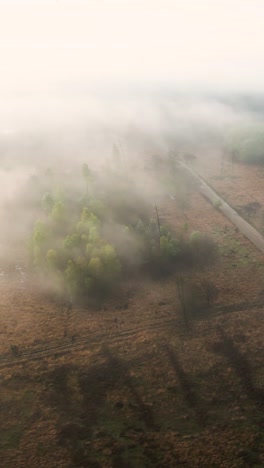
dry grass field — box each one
[1,189,264,467]
[194,148,264,235]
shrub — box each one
[213,199,222,209]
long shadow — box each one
[47,362,118,467]
[164,344,208,426]
[210,327,264,410]
[102,346,157,430]
[46,347,157,467]
[209,327,264,465]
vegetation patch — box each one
[29,166,215,304]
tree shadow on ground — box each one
[209,327,264,465]
[210,327,264,410]
[102,346,157,430]
[45,346,157,467]
[164,344,208,427]
[46,361,117,466]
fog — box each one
[0,0,264,271]
[1,0,264,95]
[1,0,264,129]
[2,5,264,463]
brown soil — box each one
[1,189,264,467]
[194,148,264,234]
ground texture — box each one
[1,188,264,467]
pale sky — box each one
[0,0,263,96]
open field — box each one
[1,189,264,467]
[194,149,264,235]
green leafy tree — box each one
[64,260,82,299]
[99,244,121,278]
[46,249,58,269]
[51,201,65,222]
[41,192,54,213]
[32,221,48,245]
[160,236,180,259]
[64,233,82,250]
[88,257,103,278]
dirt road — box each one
[179,162,264,254]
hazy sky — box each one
[0,0,264,96]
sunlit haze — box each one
[1,0,264,96]
[2,3,264,466]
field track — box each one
[1,295,264,370]
[179,161,264,254]
[2,165,264,370]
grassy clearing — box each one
[211,224,260,267]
